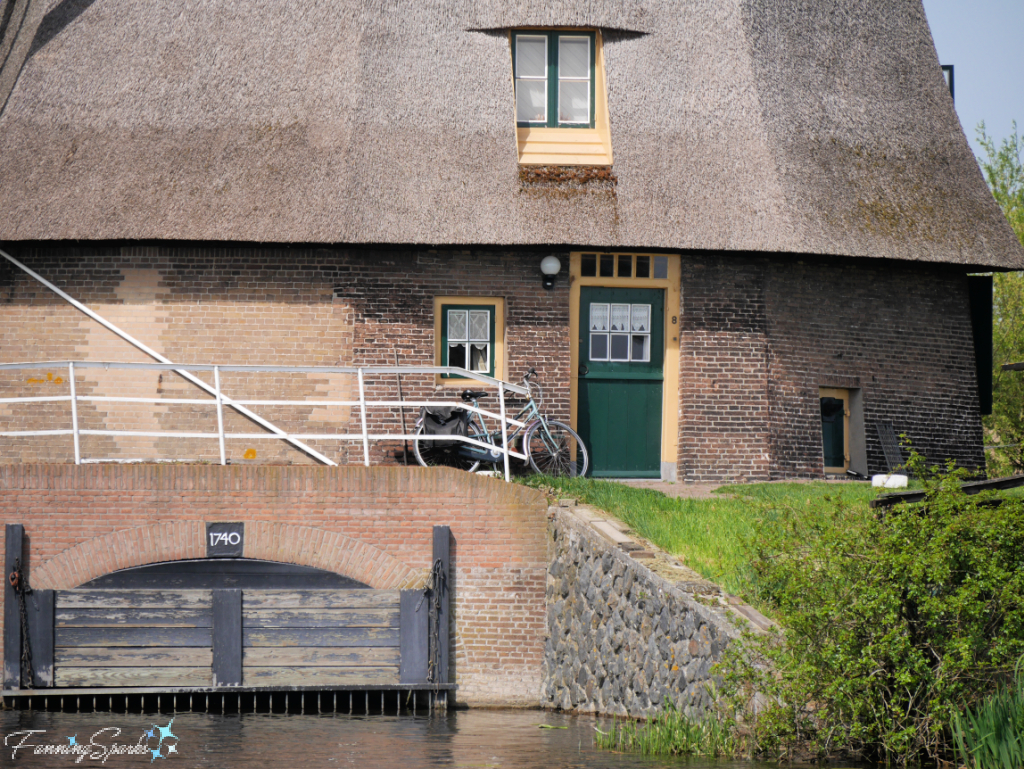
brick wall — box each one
[678,253,984,481]
[0,245,570,467]
[0,464,549,705]
[0,244,983,481]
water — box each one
[1,707,761,768]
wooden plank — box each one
[243,646,400,667]
[242,609,400,629]
[56,608,213,628]
[4,524,24,689]
[56,627,212,647]
[27,590,54,687]
[55,667,213,688]
[242,590,399,610]
[516,127,607,144]
[56,647,213,667]
[399,589,429,684]
[57,590,212,610]
[516,141,607,155]
[243,627,399,648]
[518,153,612,165]
[212,590,242,687]
[243,666,399,686]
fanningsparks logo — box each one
[5,719,180,763]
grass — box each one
[594,705,738,757]
[519,476,882,597]
[952,661,1024,769]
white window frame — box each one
[515,34,548,125]
[557,35,591,125]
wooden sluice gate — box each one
[3,524,454,713]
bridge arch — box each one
[29,521,426,590]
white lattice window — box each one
[444,307,493,375]
[589,303,651,362]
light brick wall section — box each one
[0,464,549,705]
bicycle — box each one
[413,368,589,477]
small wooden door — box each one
[578,287,664,477]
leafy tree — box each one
[978,122,1024,475]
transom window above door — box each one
[589,303,652,362]
[580,253,670,280]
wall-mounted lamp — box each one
[540,255,561,290]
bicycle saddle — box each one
[460,390,489,401]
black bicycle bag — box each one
[416,406,469,449]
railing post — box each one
[357,368,370,467]
[214,366,226,466]
[68,361,81,465]
[498,382,510,482]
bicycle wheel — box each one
[525,419,589,477]
[413,421,484,472]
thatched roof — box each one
[0,0,1021,268]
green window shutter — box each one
[514,31,595,129]
[441,304,496,378]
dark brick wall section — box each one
[677,253,983,481]
[765,258,983,478]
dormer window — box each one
[514,32,595,128]
[510,29,612,166]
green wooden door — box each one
[578,287,664,477]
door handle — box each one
[579,364,589,376]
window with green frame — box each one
[441,305,496,378]
[513,31,596,128]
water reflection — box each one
[2,707,761,768]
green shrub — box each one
[720,453,1024,764]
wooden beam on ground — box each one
[869,474,1024,509]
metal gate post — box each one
[214,366,226,466]
[498,383,510,482]
[357,368,370,466]
[68,362,80,465]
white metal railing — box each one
[0,361,532,481]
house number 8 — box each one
[671,316,677,324]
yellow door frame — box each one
[569,253,681,476]
[819,387,851,474]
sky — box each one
[921,0,1024,160]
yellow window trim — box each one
[568,253,681,469]
[433,296,506,387]
[510,29,613,166]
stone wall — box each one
[542,507,741,717]
[0,464,550,706]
